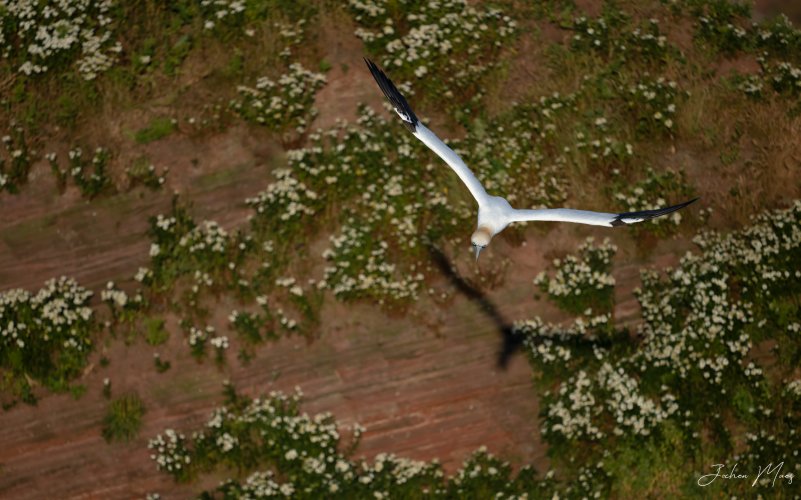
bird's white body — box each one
[365,58,698,259]
[415,124,633,234]
[477,196,514,237]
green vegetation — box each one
[0,126,34,194]
[102,392,146,443]
[613,168,695,238]
[134,117,177,144]
[0,278,95,406]
[144,318,169,346]
[50,146,114,199]
[126,158,168,190]
[153,353,171,373]
[232,63,326,138]
[534,237,617,315]
[516,201,801,497]
[349,0,517,122]
[149,384,549,497]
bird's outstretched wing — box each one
[509,198,699,227]
[364,58,489,206]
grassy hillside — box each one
[1,0,800,498]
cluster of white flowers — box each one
[544,370,604,441]
[99,281,145,326]
[739,73,764,98]
[463,98,569,208]
[514,313,612,366]
[0,126,33,193]
[614,168,690,232]
[199,0,245,30]
[188,325,213,348]
[100,281,128,308]
[277,18,307,59]
[0,277,93,355]
[126,162,168,190]
[626,19,671,62]
[148,429,191,474]
[134,267,153,284]
[246,168,319,225]
[151,385,534,496]
[626,78,681,134]
[596,363,678,436]
[543,362,677,441]
[754,14,801,53]
[571,13,619,52]
[534,237,617,314]
[635,201,801,392]
[232,63,326,135]
[215,431,238,452]
[0,0,122,79]
[179,220,230,255]
[759,58,801,98]
[787,379,801,398]
[0,277,97,403]
[146,203,247,291]
[573,127,634,167]
[275,308,298,331]
[218,470,294,497]
[275,276,303,297]
[49,145,113,198]
[364,452,443,486]
[697,13,749,54]
[210,335,229,350]
[321,220,423,304]
[350,0,516,115]
[572,13,675,65]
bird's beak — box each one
[473,244,482,262]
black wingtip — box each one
[364,57,419,133]
[613,197,699,226]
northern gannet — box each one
[365,58,698,261]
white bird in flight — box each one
[364,59,698,261]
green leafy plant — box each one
[144,318,169,346]
[0,278,95,405]
[102,392,146,443]
[67,146,114,199]
[0,127,34,194]
[232,63,326,137]
[349,0,517,122]
[127,158,168,190]
[134,117,177,144]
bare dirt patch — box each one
[0,125,279,291]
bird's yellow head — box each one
[470,226,492,262]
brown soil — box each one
[0,124,280,291]
[0,291,547,499]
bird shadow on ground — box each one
[425,243,523,369]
